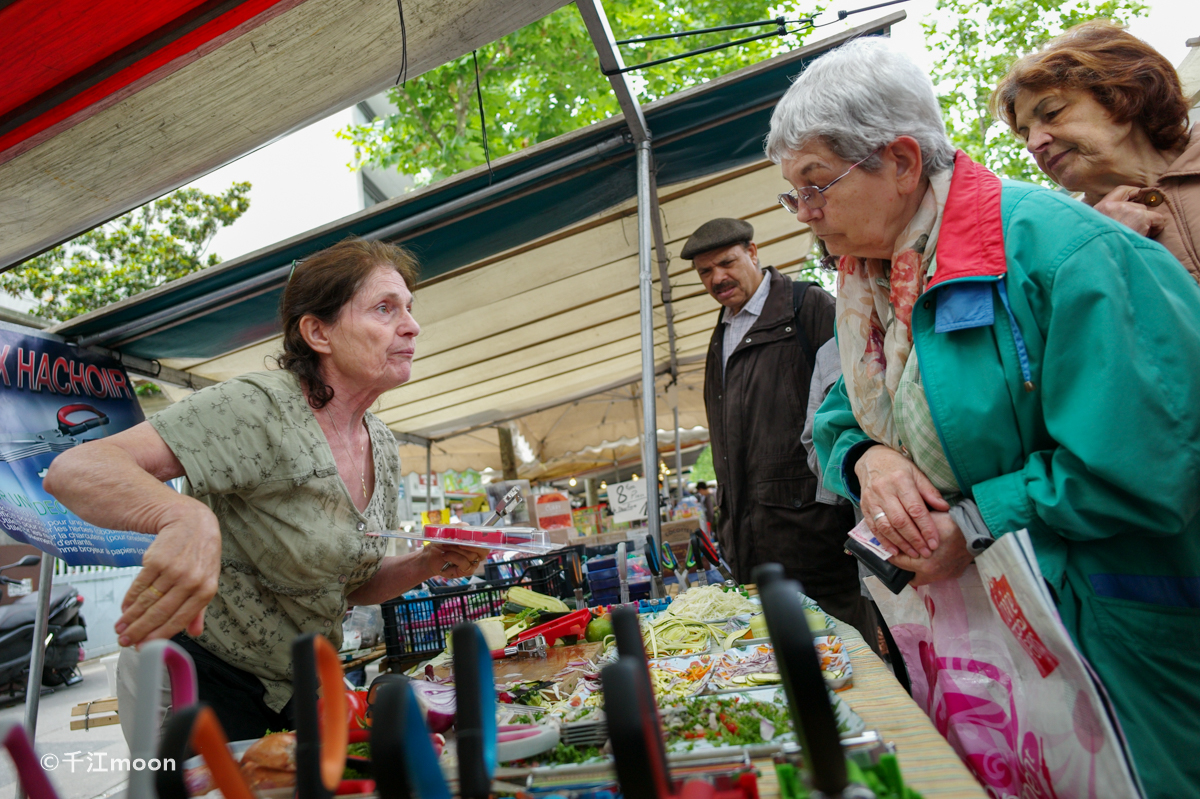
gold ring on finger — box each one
[145,585,165,600]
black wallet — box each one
[844,537,914,595]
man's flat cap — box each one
[680,218,754,260]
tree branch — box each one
[397,88,446,151]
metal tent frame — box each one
[11,0,904,752]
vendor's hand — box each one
[856,445,949,559]
[116,506,222,648]
[421,542,488,579]
[1093,186,1167,238]
[891,512,974,586]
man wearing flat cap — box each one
[686,218,875,642]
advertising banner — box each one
[0,325,153,566]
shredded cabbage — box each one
[666,585,757,621]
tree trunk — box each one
[498,426,519,480]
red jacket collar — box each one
[926,150,1006,290]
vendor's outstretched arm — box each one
[346,542,485,606]
[42,422,221,647]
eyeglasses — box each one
[778,148,882,213]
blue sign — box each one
[0,324,153,566]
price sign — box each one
[609,479,648,524]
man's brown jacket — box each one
[703,266,858,597]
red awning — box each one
[0,0,569,272]
[0,0,296,164]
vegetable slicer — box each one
[684,535,708,587]
[492,633,548,659]
[502,607,591,652]
[156,705,256,799]
[617,542,630,604]
[759,578,853,798]
[602,609,760,799]
[762,577,920,799]
[695,529,736,583]
[128,640,198,799]
[0,404,110,462]
[0,722,63,799]
[611,606,670,778]
[371,677,453,799]
[454,623,498,799]
[662,540,689,591]
[645,539,667,599]
[157,634,353,799]
[292,633,351,799]
[572,553,586,610]
[483,485,524,525]
[373,624,555,795]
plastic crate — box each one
[382,582,511,665]
[382,554,574,666]
[482,548,578,600]
[591,580,652,606]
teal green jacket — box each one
[815,154,1200,798]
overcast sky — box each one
[816,0,1195,69]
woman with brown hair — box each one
[44,238,484,739]
[993,20,1199,281]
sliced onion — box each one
[409,680,457,733]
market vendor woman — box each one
[44,239,484,740]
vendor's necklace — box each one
[332,415,369,501]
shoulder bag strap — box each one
[792,280,817,366]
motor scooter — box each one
[0,555,86,693]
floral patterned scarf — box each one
[835,167,953,450]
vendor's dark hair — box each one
[276,238,419,409]
[993,20,1190,152]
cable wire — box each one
[394,0,408,85]
[605,0,912,73]
[472,50,494,184]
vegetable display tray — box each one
[370,524,559,554]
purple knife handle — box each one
[1,722,60,799]
[129,640,199,799]
[162,641,198,707]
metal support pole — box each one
[673,405,684,503]
[648,167,679,383]
[425,441,433,516]
[636,140,662,549]
[23,556,55,737]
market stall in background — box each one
[0,0,1168,795]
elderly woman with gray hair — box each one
[768,36,1200,797]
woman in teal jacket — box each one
[767,37,1200,797]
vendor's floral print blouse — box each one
[148,369,396,711]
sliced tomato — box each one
[320,689,370,731]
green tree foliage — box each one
[341,2,823,184]
[690,444,716,483]
[1,183,251,323]
[925,0,1146,184]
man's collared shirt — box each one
[721,270,770,378]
